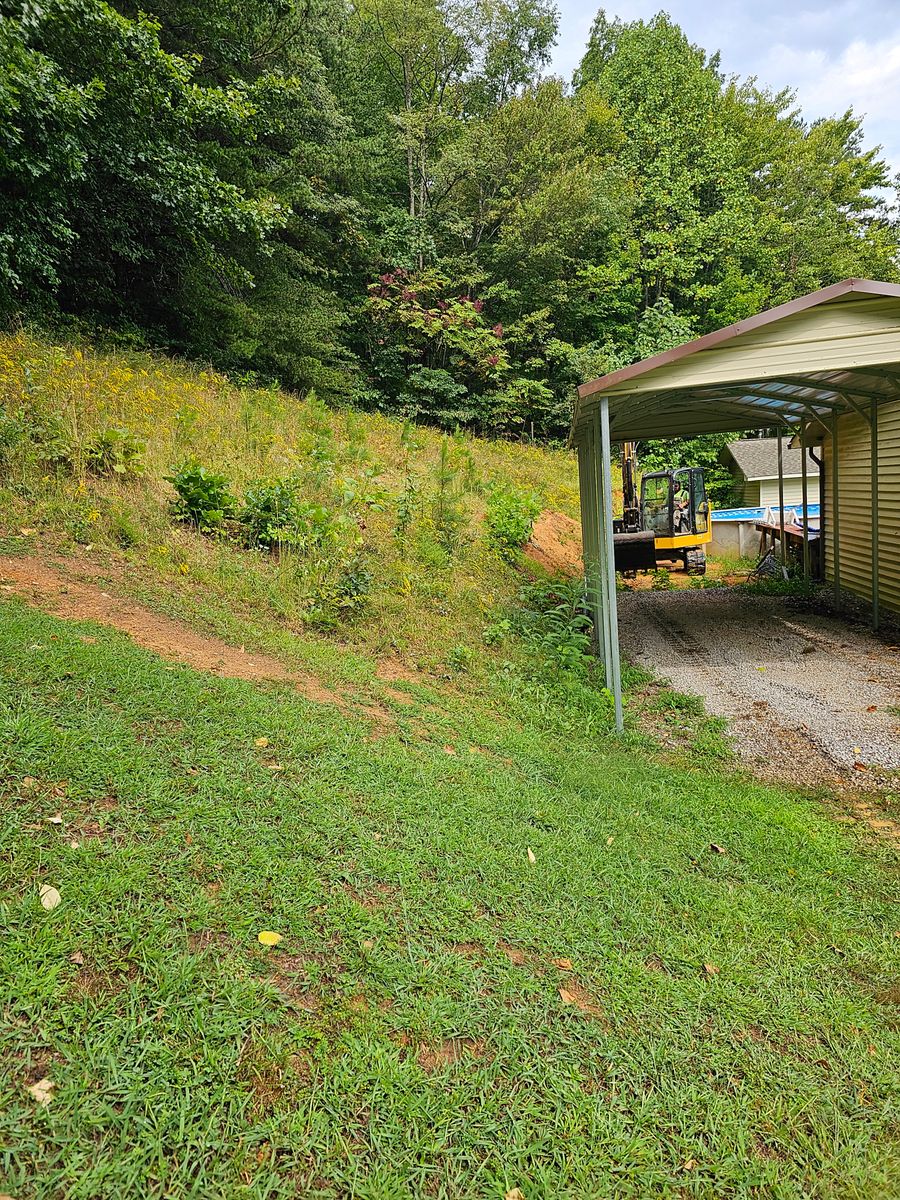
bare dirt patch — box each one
[619,589,900,814]
[524,511,583,577]
[0,556,393,727]
[414,1038,487,1072]
[376,658,423,686]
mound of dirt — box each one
[524,511,583,577]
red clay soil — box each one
[524,511,583,577]
[0,555,343,708]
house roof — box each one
[724,437,820,481]
[572,279,900,444]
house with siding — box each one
[722,437,821,507]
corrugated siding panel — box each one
[606,297,900,395]
[759,478,821,506]
[823,398,900,615]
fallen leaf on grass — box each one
[703,963,720,977]
[361,939,375,952]
[605,835,614,846]
[39,885,61,911]
[26,1077,55,1106]
[22,777,36,790]
[853,762,868,771]
[682,1158,697,1172]
[69,840,80,850]
[709,843,726,855]
[254,737,269,748]
[19,527,37,536]
[443,745,456,756]
[69,950,84,965]
[258,931,283,947]
[558,987,575,1005]
[505,1190,525,1200]
[552,957,573,971]
[526,847,536,865]
[46,814,63,825]
[266,764,283,772]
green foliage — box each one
[240,478,308,550]
[165,461,236,530]
[2,0,898,438]
[85,426,145,478]
[430,436,471,557]
[485,485,541,562]
[514,578,594,671]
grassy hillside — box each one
[0,331,581,679]
[2,334,900,1198]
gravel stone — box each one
[618,589,900,788]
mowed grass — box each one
[2,601,899,1199]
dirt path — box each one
[619,590,900,799]
[0,556,385,722]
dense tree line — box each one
[2,0,898,441]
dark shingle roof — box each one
[724,437,820,481]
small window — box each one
[641,474,671,536]
[692,470,709,534]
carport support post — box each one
[800,418,810,580]
[777,429,786,567]
[593,402,624,732]
[871,399,880,631]
[577,434,606,672]
[831,415,841,606]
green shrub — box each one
[241,478,306,549]
[485,485,541,562]
[165,461,235,530]
[86,426,145,478]
[515,579,593,671]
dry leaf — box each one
[184,832,193,845]
[266,764,283,772]
[362,939,375,952]
[605,835,614,846]
[443,745,456,756]
[505,1190,525,1200]
[70,950,85,965]
[39,884,61,911]
[258,931,283,947]
[866,705,877,712]
[22,777,36,790]
[254,737,269,748]
[558,987,575,1005]
[526,847,536,865]
[709,843,726,855]
[69,840,80,850]
[46,813,63,825]
[702,963,719,977]
[682,1158,697,1172]
[19,527,37,536]
[854,746,862,755]
[26,1077,55,1105]
[552,957,573,971]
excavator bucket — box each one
[613,530,657,573]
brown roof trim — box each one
[576,279,900,403]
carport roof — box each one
[572,279,900,444]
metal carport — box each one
[571,278,900,731]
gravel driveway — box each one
[618,589,900,788]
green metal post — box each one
[871,399,880,631]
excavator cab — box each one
[640,468,710,572]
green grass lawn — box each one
[2,598,899,1199]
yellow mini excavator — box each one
[612,441,712,575]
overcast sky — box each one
[550,1,900,178]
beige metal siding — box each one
[759,477,821,506]
[823,398,900,615]
[605,296,900,396]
